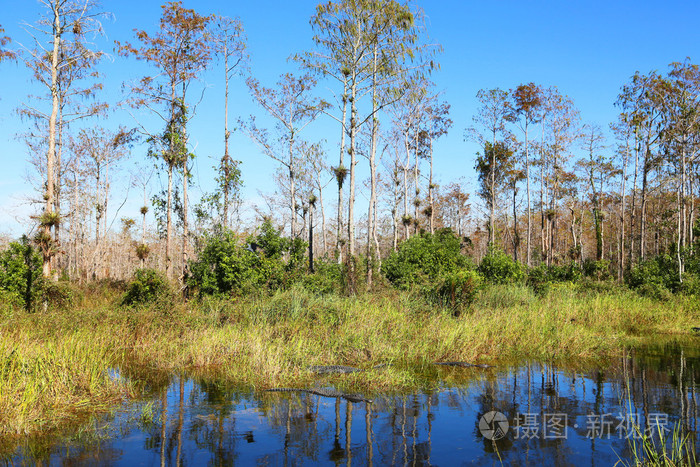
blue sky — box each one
[1,0,699,237]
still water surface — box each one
[9,342,700,466]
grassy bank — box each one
[0,283,698,440]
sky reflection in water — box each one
[11,343,700,466]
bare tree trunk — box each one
[392,167,400,251]
[629,128,639,266]
[677,142,686,281]
[525,121,532,266]
[512,183,519,262]
[403,134,410,240]
[43,3,62,280]
[689,164,696,254]
[366,44,378,287]
[429,137,435,234]
[619,134,629,280]
[489,134,495,245]
[318,177,327,256]
[165,82,177,280]
[569,205,578,263]
[288,128,297,238]
[181,80,190,289]
[336,78,348,263]
[166,162,173,279]
[53,106,64,279]
[413,129,419,234]
[222,41,231,229]
[309,201,314,273]
[182,159,189,286]
[93,160,102,280]
[347,77,357,258]
[540,119,547,264]
[71,167,78,278]
[640,153,649,262]
[346,72,358,293]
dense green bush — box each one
[425,268,482,315]
[582,259,611,280]
[526,265,551,295]
[478,247,524,285]
[44,281,76,310]
[301,259,344,295]
[382,228,471,289]
[0,237,43,311]
[122,268,171,306]
[188,220,308,297]
[680,272,700,296]
[626,255,679,298]
[527,262,582,295]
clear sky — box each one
[1,0,699,237]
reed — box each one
[0,282,697,441]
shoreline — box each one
[1,283,698,447]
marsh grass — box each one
[616,419,697,466]
[0,282,698,444]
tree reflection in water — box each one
[7,341,700,466]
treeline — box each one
[471,64,700,286]
[0,1,698,298]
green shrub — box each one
[527,264,551,296]
[43,281,76,310]
[426,269,482,315]
[0,237,43,311]
[301,259,344,295]
[188,220,308,297]
[478,247,524,285]
[383,228,472,289]
[627,255,680,296]
[526,262,582,295]
[0,288,22,315]
[122,268,171,306]
[636,282,673,301]
[680,272,700,296]
[582,259,611,280]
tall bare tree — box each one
[212,15,247,230]
[18,0,106,279]
[509,83,543,266]
[578,124,610,261]
[656,60,700,281]
[243,73,326,238]
[117,1,212,280]
[467,88,510,246]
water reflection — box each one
[7,342,700,466]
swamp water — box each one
[6,342,700,466]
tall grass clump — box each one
[618,419,697,466]
[0,331,133,436]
